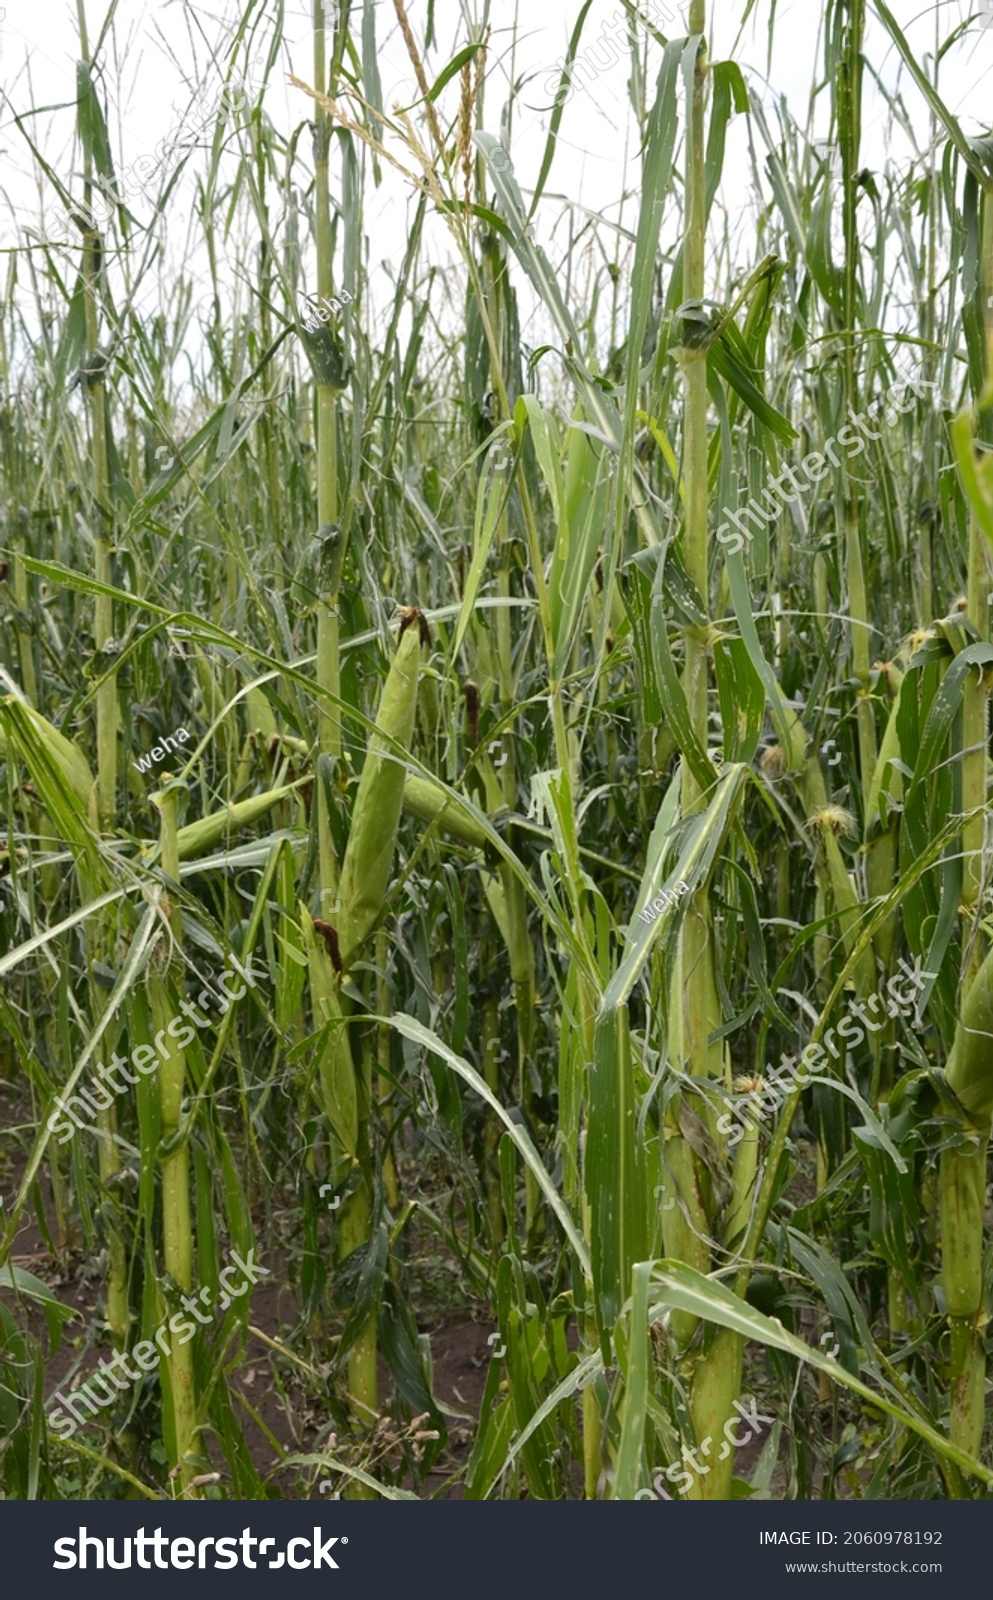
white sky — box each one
[0,0,991,355]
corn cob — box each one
[336,615,423,970]
[401,773,489,850]
[146,783,301,861]
[0,698,95,811]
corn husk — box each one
[337,623,421,969]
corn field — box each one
[1,0,993,1506]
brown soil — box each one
[0,1080,494,1499]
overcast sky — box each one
[1,1,990,353]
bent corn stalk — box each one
[149,782,199,1494]
[940,947,993,1465]
[308,614,422,1438]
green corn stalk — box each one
[311,0,348,907]
[10,517,38,711]
[480,945,504,1251]
[471,193,544,1231]
[958,172,992,926]
[865,663,905,980]
[786,706,876,1002]
[308,616,422,1436]
[665,0,741,1501]
[149,780,199,1494]
[74,81,117,835]
[915,16,940,627]
[192,653,238,776]
[939,947,993,1464]
[302,904,366,1403]
[73,4,129,1355]
[837,0,877,804]
[922,70,993,1468]
[375,926,400,1219]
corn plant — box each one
[0,0,991,1504]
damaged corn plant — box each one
[0,0,992,1502]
